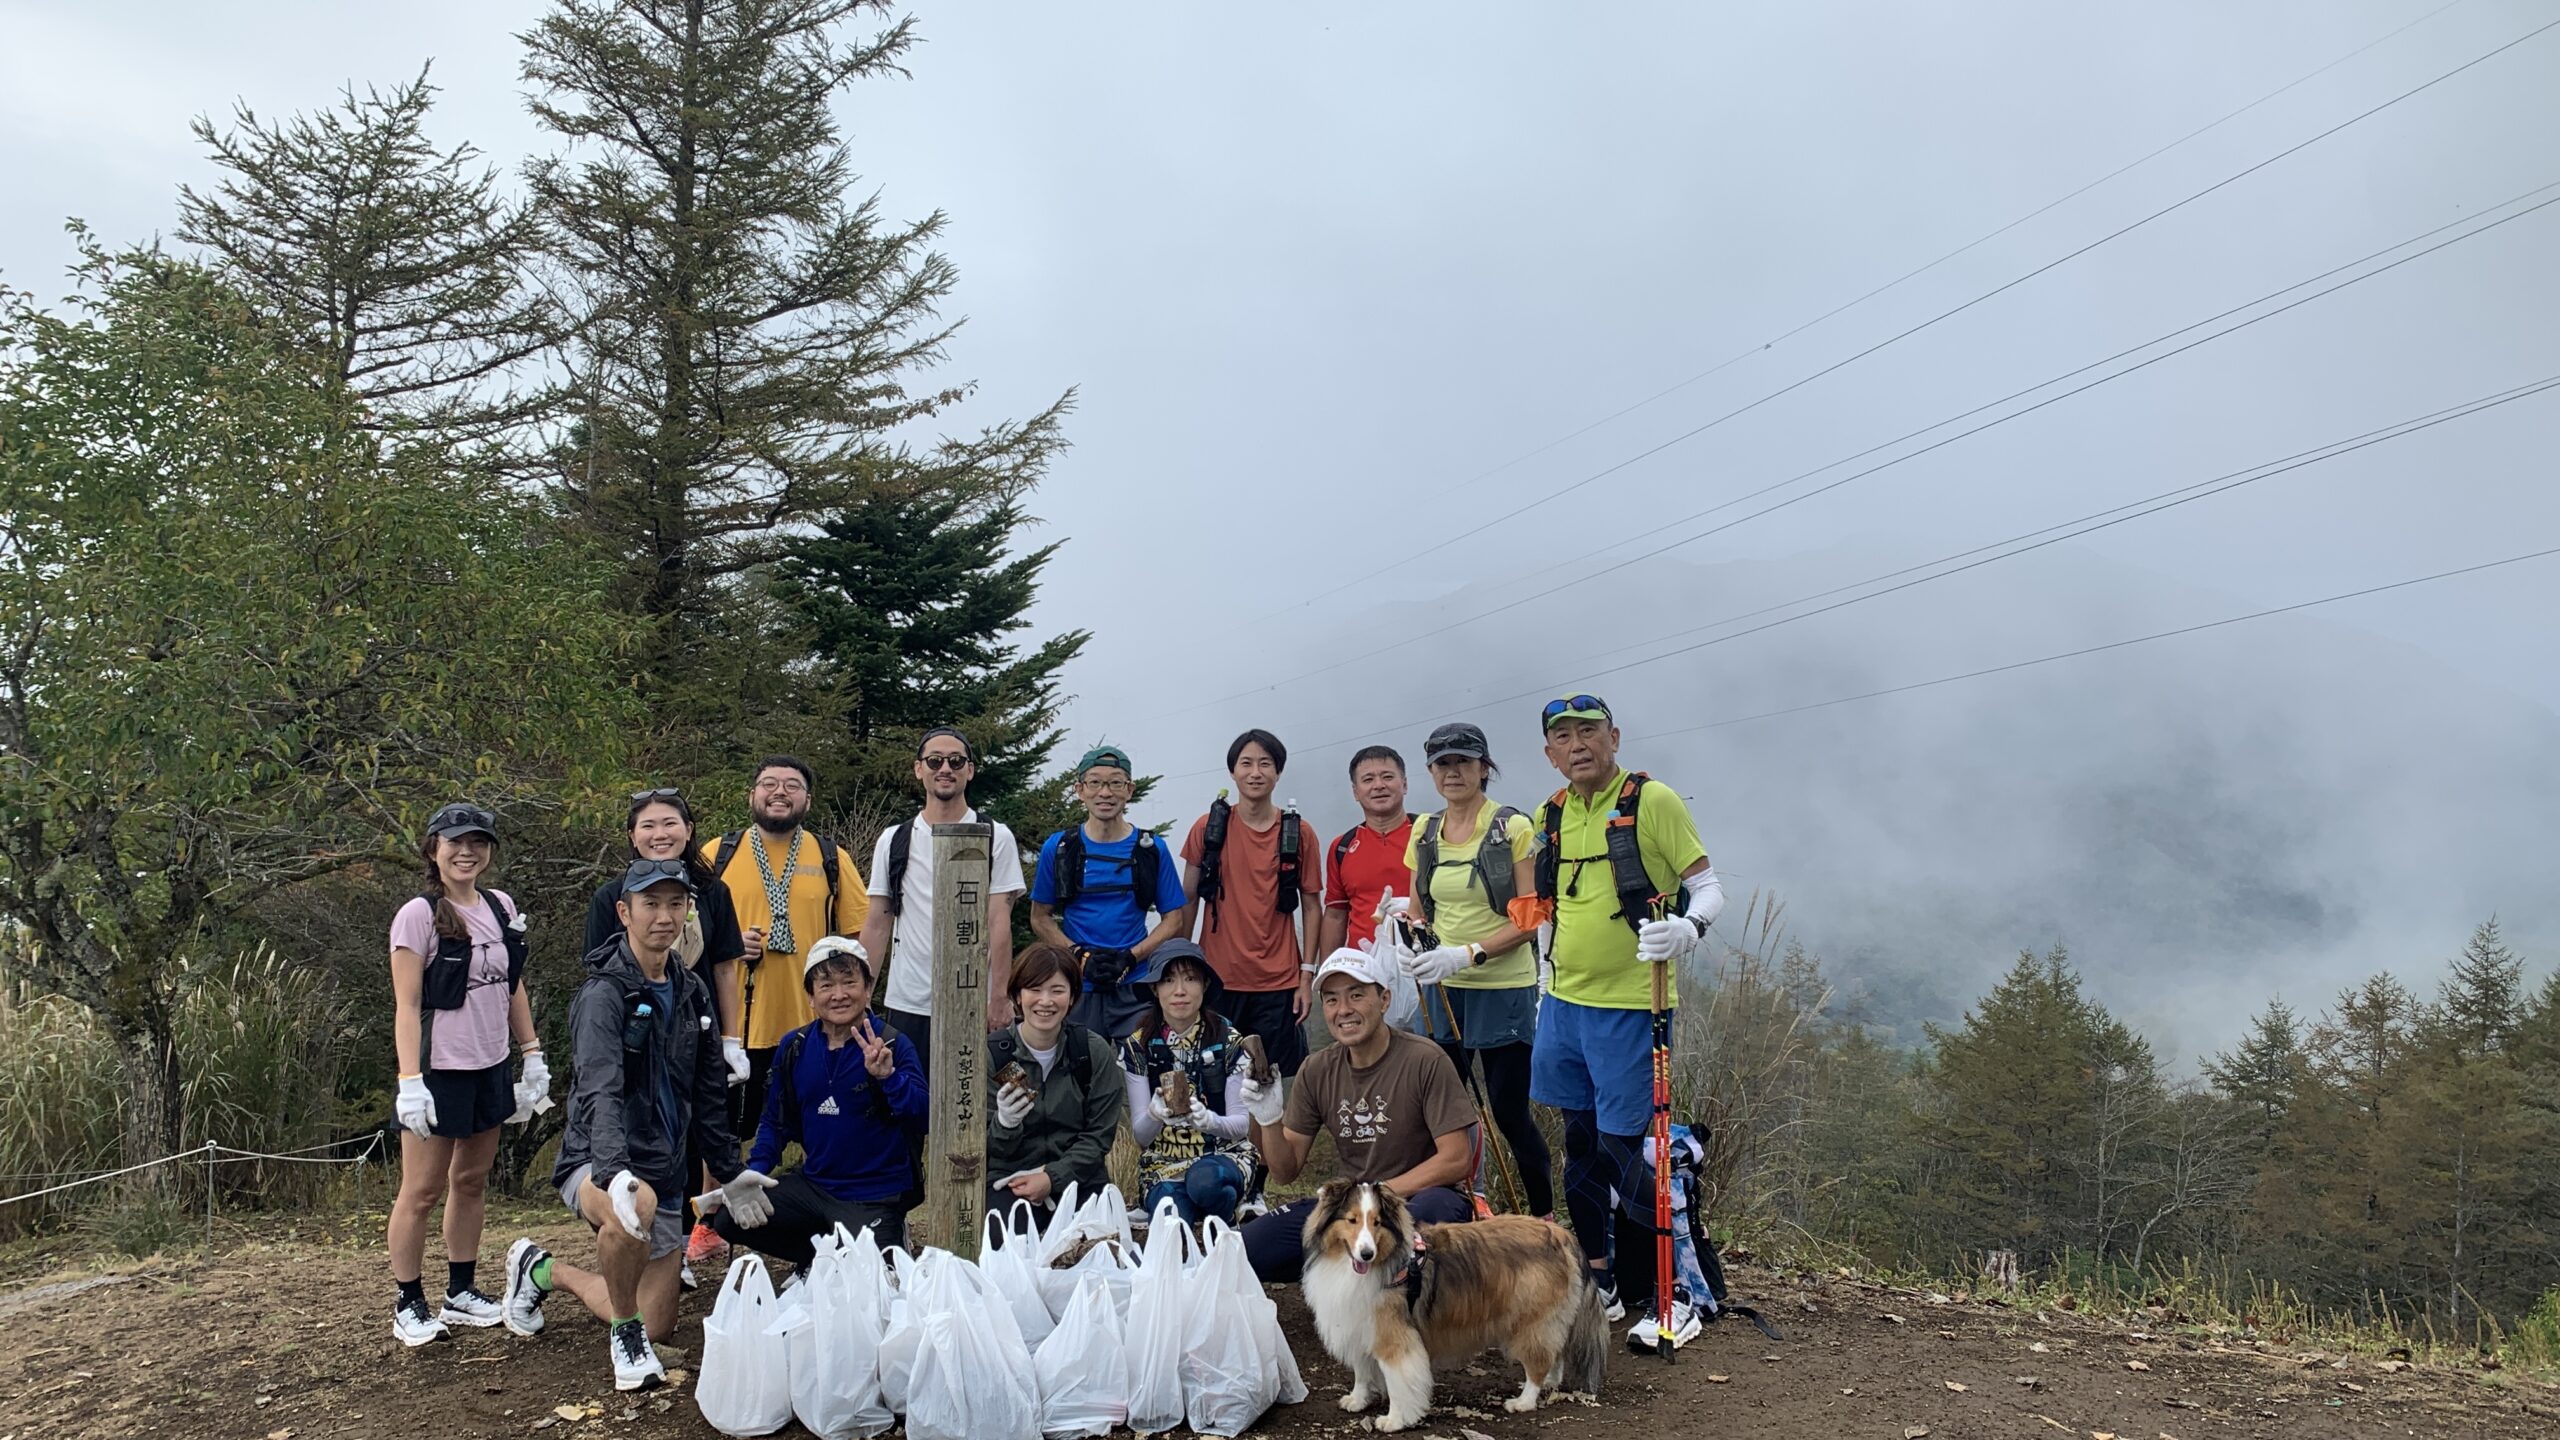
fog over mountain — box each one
[1113,543,2560,1062]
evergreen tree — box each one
[2207,998,2308,1135]
[777,467,1088,818]
[176,66,561,448]
[522,0,1070,774]
[2436,916,2523,1056]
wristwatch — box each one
[1466,943,1487,967]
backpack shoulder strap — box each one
[1276,809,1303,915]
[1413,813,1443,921]
[1132,829,1163,909]
[885,817,915,919]
[817,832,843,919]
[715,831,746,883]
[1061,1022,1096,1090]
[1330,828,1357,878]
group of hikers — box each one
[385,695,1728,1393]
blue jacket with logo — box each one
[748,1017,927,1204]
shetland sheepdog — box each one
[1300,1180,1607,1432]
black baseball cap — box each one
[619,857,696,897]
[426,803,498,842]
[1423,722,1490,763]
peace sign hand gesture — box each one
[854,1015,897,1079]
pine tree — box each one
[2436,916,2523,1056]
[776,461,1088,818]
[2207,998,2308,1135]
[176,66,561,448]
[523,0,1068,770]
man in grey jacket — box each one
[498,859,771,1391]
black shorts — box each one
[424,1060,514,1139]
[1212,987,1310,1078]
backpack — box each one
[1534,772,1678,936]
[1197,797,1302,933]
[988,1021,1096,1092]
[1052,825,1165,908]
[1411,806,1524,926]
[417,889,528,1070]
[1126,1010,1240,1112]
[714,828,846,946]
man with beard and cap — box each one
[702,757,871,1146]
[1028,744,1189,1040]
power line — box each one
[1279,9,2557,617]
[1623,545,2560,742]
[1150,180,2560,725]
[1149,376,2558,784]
[1394,0,2474,507]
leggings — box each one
[1437,1040,1553,1217]
[1561,1108,1668,1307]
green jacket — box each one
[986,1022,1125,1199]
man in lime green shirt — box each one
[1523,694,1723,1355]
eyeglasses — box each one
[628,786,684,804]
[1080,777,1133,794]
[919,754,971,772]
[1541,694,1612,725]
[753,777,809,795]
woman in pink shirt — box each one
[385,803,546,1347]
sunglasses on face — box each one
[1542,694,1611,725]
[919,754,971,772]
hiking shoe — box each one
[439,1286,504,1328]
[1626,1298,1702,1354]
[393,1294,450,1347]
[679,1261,698,1291]
[502,1238,550,1337]
[686,1221,727,1265]
[1597,1284,1627,1323]
[610,1318,666,1392]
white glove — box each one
[1373,888,1411,924]
[698,1169,778,1229]
[1636,916,1702,964]
[1240,1075,1286,1127]
[994,1084,1036,1130]
[723,1036,750,1084]
[1147,1092,1177,1127]
[1404,944,1474,986]
[1184,1098,1219,1132]
[395,1076,437,1138]
[606,1169,649,1242]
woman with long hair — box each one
[1396,723,1555,1219]
[387,803,544,1346]
[580,787,747,1271]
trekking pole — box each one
[1648,899,1677,1366]
[1431,983,1527,1215]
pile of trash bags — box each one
[696,1184,1308,1440]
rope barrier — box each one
[0,1132,386,1208]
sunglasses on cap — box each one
[1540,694,1613,727]
[628,786,684,804]
[620,857,694,895]
[427,803,498,840]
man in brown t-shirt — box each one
[1239,949,1476,1281]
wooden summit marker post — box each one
[920,821,993,1259]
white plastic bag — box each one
[984,1203,1059,1347]
[1365,907,1425,1031]
[1036,1222,1137,1322]
[905,1249,1041,1440]
[1034,1275,1130,1439]
[1212,1216,1308,1407]
[1122,1198,1193,1435]
[1181,1219,1279,1435]
[698,1254,796,1437]
[874,1249,936,1414]
[797,1229,895,1438]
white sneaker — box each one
[1627,1297,1702,1354]
[439,1286,504,1328]
[393,1295,450,1347]
[610,1318,666,1392]
[679,1261,698,1291]
[1597,1283,1627,1323]
[502,1238,550,1337]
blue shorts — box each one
[1530,994,1667,1137]
[1418,982,1538,1049]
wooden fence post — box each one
[918,822,992,1258]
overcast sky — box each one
[6,1,2554,1038]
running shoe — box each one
[439,1286,505,1328]
[393,1294,451,1347]
[1626,1297,1702,1354]
[685,1221,727,1265]
[610,1318,666,1392]
[1597,1283,1627,1323]
[502,1237,550,1337]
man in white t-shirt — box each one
[858,727,1025,1082]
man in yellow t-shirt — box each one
[701,756,870,1146]
[1523,695,1722,1356]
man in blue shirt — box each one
[700,935,926,1259]
[1029,745,1189,1040]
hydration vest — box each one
[1052,825,1165,908]
[1197,797,1301,932]
[1412,805,1525,926]
[1534,772,1681,936]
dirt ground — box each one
[1,1202,2552,1440]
